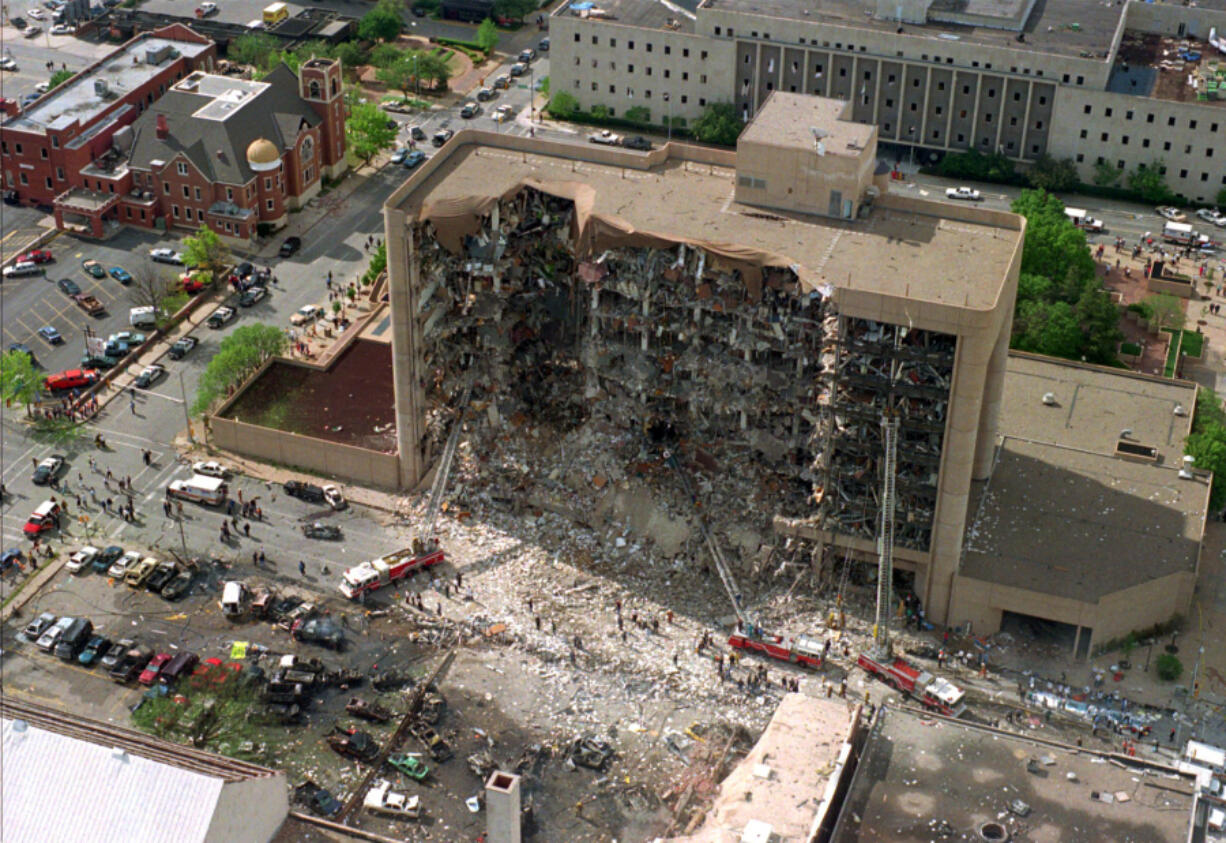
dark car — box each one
[78,635,112,666]
[161,569,194,600]
[57,278,81,296]
[302,522,342,540]
[283,480,326,503]
[92,545,123,574]
[238,286,267,307]
[409,126,426,141]
[623,135,652,151]
[168,336,198,359]
[54,618,94,661]
[538,37,550,51]
[279,236,302,257]
[99,637,134,671]
[145,561,178,594]
[291,616,345,650]
[109,645,153,682]
[404,150,426,169]
[109,266,132,284]
[234,261,254,278]
[296,782,343,818]
[327,729,379,762]
[32,454,64,485]
[518,48,536,63]
[9,343,35,363]
[432,128,454,147]
[81,354,120,370]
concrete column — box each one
[485,771,522,843]
[973,313,1011,479]
[386,207,422,489]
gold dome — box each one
[246,138,279,166]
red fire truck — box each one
[339,540,444,600]
[857,653,967,716]
[728,630,825,670]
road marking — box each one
[0,441,44,483]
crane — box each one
[872,411,900,660]
[422,382,472,544]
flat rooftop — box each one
[740,92,874,156]
[832,706,1197,843]
[1113,31,1226,109]
[390,134,1020,310]
[4,36,212,134]
[667,693,854,843]
[698,0,1127,60]
[960,353,1206,601]
[555,0,697,32]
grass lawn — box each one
[1120,341,1142,356]
[1162,328,1183,377]
[1182,329,1205,358]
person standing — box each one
[298,560,306,576]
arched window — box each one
[309,80,321,99]
[301,136,314,163]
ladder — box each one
[666,451,747,625]
[873,411,899,659]
[423,383,472,540]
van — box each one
[129,306,158,328]
[54,617,93,661]
[222,581,248,617]
[1164,221,1196,244]
[160,650,199,684]
[1064,208,1105,233]
[3,260,43,278]
[263,2,288,25]
[168,474,227,506]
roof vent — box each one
[111,747,129,761]
[979,821,1009,842]
[1174,404,1186,416]
[1041,392,1057,406]
[1115,440,1158,463]
[1179,468,1195,480]
[11,719,28,733]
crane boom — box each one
[873,412,899,659]
[423,383,472,539]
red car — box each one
[44,368,99,391]
[181,272,206,293]
[138,652,173,685]
[19,249,53,264]
[22,500,62,536]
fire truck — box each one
[856,653,967,717]
[728,629,825,670]
[339,539,444,600]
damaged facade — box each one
[384,93,1022,627]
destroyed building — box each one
[383,93,1022,627]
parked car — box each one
[92,545,123,574]
[109,266,132,284]
[207,306,236,328]
[36,616,74,651]
[193,460,228,478]
[149,247,184,264]
[284,480,346,509]
[518,48,536,63]
[50,22,74,34]
[296,782,343,818]
[22,612,57,641]
[302,522,342,540]
[23,500,62,536]
[82,259,105,278]
[110,645,153,682]
[492,104,514,123]
[388,753,429,780]
[327,729,378,761]
[108,550,141,578]
[31,454,64,485]
[475,86,495,102]
[99,638,135,671]
[589,130,622,146]
[492,74,511,90]
[292,616,345,650]
[432,128,454,147]
[44,368,98,391]
[945,186,982,201]
[181,271,207,293]
[66,545,99,574]
[54,618,93,660]
[460,101,481,118]
[145,561,178,594]
[160,650,199,684]
[1196,208,1226,226]
[364,780,420,820]
[9,343,35,362]
[0,57,16,69]
[390,147,411,164]
[36,326,62,344]
[290,305,324,326]
[538,37,550,51]
[24,24,42,37]
[124,557,158,588]
[57,278,81,296]
[18,249,53,264]
[623,135,652,151]
[81,353,120,370]
[139,652,173,685]
[509,62,527,77]
[4,260,43,278]
[279,236,302,257]
[161,569,194,601]
[78,635,111,666]
[169,336,198,359]
[404,150,426,169]
[1156,206,1187,222]
[134,364,165,388]
[408,125,426,141]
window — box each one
[1101,132,1109,141]
[814,64,823,76]
[1203,172,1210,182]
[681,72,688,80]
[177,162,188,176]
[886,98,894,108]
[1208,149,1215,158]
[264,177,271,190]
[55,167,64,181]
[266,199,274,211]
[984,113,992,123]
[913,78,920,87]
[664,69,670,78]
[646,43,652,52]
[1164,141,1172,151]
[839,68,846,77]
[962,85,970,94]
[574,32,579,41]
[934,105,942,115]
[40,148,47,159]
[1084,104,1092,115]
[185,208,193,221]
[173,205,180,218]
[1168,116,1176,127]
[1191,120,1198,130]
[227,187,233,200]
[888,74,896,83]
[14,143,22,155]
[1121,135,1129,145]
[628,64,634,72]
[647,67,653,76]
[1143,139,1150,148]
[1186,144,1192,154]
[591,35,598,44]
[956,133,965,143]
[629,40,635,49]
[1013,92,1021,101]
[1076,76,1084,85]
[44,176,51,189]
[609,84,615,93]
[701,51,707,60]
[645,90,652,98]
[1063,74,1071,83]
[937,81,945,91]
[18,172,26,185]
[301,136,313,163]
[681,95,687,104]
[883,123,892,132]
[699,97,706,106]
[610,38,616,47]
[611,61,617,71]
[910,103,918,112]
[1126,110,1133,120]
[182,185,190,198]
[1039,96,1047,105]
[194,187,201,200]
[683,48,688,57]
[1180,168,1188,178]
[664,45,670,54]
[1076,153,1084,162]
[1213,123,1220,132]
[700,74,707,83]
[164,182,170,194]
[51,136,59,149]
[591,82,597,91]
[1147,113,1155,123]
[1010,116,1017,126]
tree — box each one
[476,18,499,54]
[1193,386,1226,435]
[358,0,402,42]
[369,43,403,69]
[1187,425,1226,510]
[1025,155,1079,193]
[377,56,417,99]
[692,103,743,147]
[229,33,278,67]
[936,149,1016,184]
[47,68,75,91]
[1010,190,1095,293]
[126,260,181,325]
[334,40,369,70]
[1074,286,1124,366]
[1156,653,1183,681]
[192,324,287,415]
[547,91,579,119]
[345,99,398,163]
[624,106,651,124]
[1,349,41,416]
[1218,187,1226,210]
[1142,292,1185,333]
[415,50,452,91]
[1012,300,1083,359]
[1092,159,1121,187]
[492,0,537,21]
[182,227,231,282]
[1128,161,1174,204]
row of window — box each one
[1079,128,1217,159]
[579,81,692,104]
[1082,104,1218,133]
[574,32,708,60]
[577,57,708,84]
[1079,155,1226,185]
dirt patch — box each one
[224,340,396,452]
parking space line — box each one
[0,441,43,484]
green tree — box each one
[1187,425,1226,510]
[1218,187,1226,210]
[1193,387,1226,435]
[1156,653,1183,681]
[539,75,549,97]
[1092,159,1121,187]
[1074,286,1124,366]
[229,32,278,67]
[476,18,499,54]
[1128,161,1174,204]
[345,98,398,162]
[377,55,417,98]
[1016,272,1053,304]
[1010,190,1095,292]
[1025,155,1079,193]
[358,0,403,42]
[1013,300,1083,359]
[692,102,744,146]
[192,324,287,415]
[1,349,41,416]
[47,68,75,91]
[492,0,537,21]
[936,149,1017,184]
[334,40,369,69]
[415,50,452,90]
[182,227,231,283]
[369,43,403,68]
[624,106,651,124]
[1142,292,1185,333]
[547,91,579,119]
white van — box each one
[1064,208,1105,232]
[3,261,43,278]
[168,474,228,506]
[129,306,159,328]
[1164,221,1196,244]
[221,581,248,617]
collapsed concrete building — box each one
[383,93,1023,627]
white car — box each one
[207,306,236,328]
[192,460,228,479]
[0,57,17,71]
[589,130,622,146]
[493,104,514,122]
[36,616,73,650]
[50,23,74,35]
[149,247,184,265]
[27,8,44,19]
[945,186,982,201]
[290,305,324,326]
[1156,206,1186,222]
[108,550,142,579]
[66,546,99,574]
[364,780,420,819]
[135,364,165,388]
[34,81,49,93]
[1196,208,1226,226]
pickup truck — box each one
[944,186,982,201]
[74,294,104,315]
